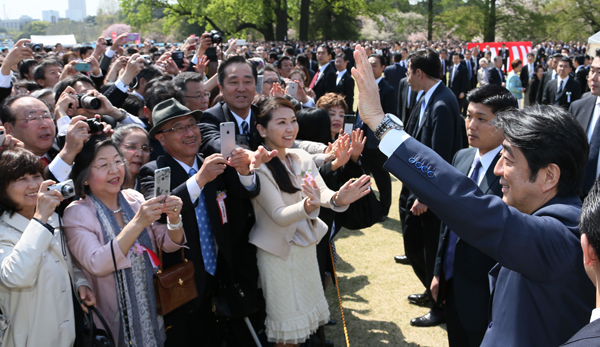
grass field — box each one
[323,175,449,347]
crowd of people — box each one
[0,30,599,347]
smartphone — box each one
[256,75,264,95]
[74,62,91,72]
[220,122,236,157]
[344,115,356,135]
[154,167,171,203]
[236,39,247,46]
[171,50,185,68]
[126,33,140,42]
[0,129,5,146]
[287,81,298,98]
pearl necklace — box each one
[112,207,122,214]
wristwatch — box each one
[374,113,404,141]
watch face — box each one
[387,114,403,126]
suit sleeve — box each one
[542,81,550,105]
[382,86,397,116]
[102,84,128,109]
[199,112,223,155]
[384,137,582,283]
[572,80,582,102]
[536,75,547,103]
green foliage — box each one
[18,21,50,39]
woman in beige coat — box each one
[249,97,372,347]
[0,147,95,347]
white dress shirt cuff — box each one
[120,113,147,128]
[115,79,128,93]
[238,172,257,191]
[302,98,315,108]
[186,175,203,203]
[48,155,73,182]
[0,72,12,88]
[378,129,412,157]
[105,49,115,58]
[191,54,198,65]
[57,116,71,137]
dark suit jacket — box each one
[199,102,262,154]
[570,95,597,193]
[542,77,582,107]
[536,70,554,104]
[575,66,589,93]
[561,318,600,346]
[434,148,502,332]
[440,58,451,85]
[520,64,530,89]
[335,71,355,113]
[488,67,504,86]
[449,62,469,98]
[138,153,261,325]
[396,77,417,125]
[384,63,407,96]
[384,137,595,347]
[313,62,337,102]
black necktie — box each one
[557,80,564,95]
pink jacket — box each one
[62,189,186,337]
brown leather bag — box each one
[153,247,198,315]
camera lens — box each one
[80,95,101,110]
[62,185,74,198]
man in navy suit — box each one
[384,52,408,103]
[488,56,505,86]
[561,179,600,346]
[310,44,337,102]
[416,86,516,339]
[352,44,595,347]
[334,53,355,114]
[449,53,469,113]
[536,53,560,104]
[393,49,466,316]
[542,56,582,108]
[570,55,600,196]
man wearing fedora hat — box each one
[138,98,274,346]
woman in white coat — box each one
[0,147,95,347]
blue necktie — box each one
[241,121,249,135]
[443,157,481,281]
[188,168,217,276]
[467,60,472,80]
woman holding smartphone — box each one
[249,97,371,346]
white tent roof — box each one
[589,31,600,43]
[30,34,77,47]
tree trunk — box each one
[484,0,496,42]
[274,0,288,41]
[299,0,310,41]
[427,0,433,41]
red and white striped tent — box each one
[467,41,533,73]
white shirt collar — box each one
[336,70,346,77]
[557,75,569,85]
[319,61,330,74]
[421,80,443,110]
[376,76,383,85]
[230,109,252,132]
[133,90,145,101]
[591,308,600,323]
[172,156,199,174]
[468,145,502,185]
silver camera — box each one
[48,179,75,199]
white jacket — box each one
[0,212,89,347]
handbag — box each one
[153,247,198,315]
[80,306,116,347]
[211,280,258,319]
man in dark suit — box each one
[439,49,450,85]
[396,77,421,125]
[139,98,269,346]
[536,53,560,104]
[488,56,505,86]
[200,56,262,154]
[561,179,600,346]
[310,44,337,102]
[521,53,535,106]
[449,53,469,112]
[574,54,589,93]
[499,43,510,75]
[334,53,355,113]
[570,55,600,196]
[393,49,466,319]
[360,54,397,218]
[542,56,582,108]
[464,50,477,91]
[416,86,516,339]
[352,44,595,347]
[384,52,408,100]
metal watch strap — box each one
[374,114,402,141]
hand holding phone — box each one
[344,115,356,135]
[287,81,298,98]
[74,62,91,72]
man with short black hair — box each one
[310,44,337,101]
[173,72,210,111]
[536,53,561,103]
[334,53,354,113]
[449,53,469,111]
[276,56,293,79]
[521,53,535,106]
[574,54,589,93]
[384,52,408,102]
[33,59,62,89]
[542,56,581,108]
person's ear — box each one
[4,122,14,135]
[143,107,152,124]
[541,163,560,193]
[256,124,266,138]
[155,133,165,147]
[582,233,598,267]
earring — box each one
[261,134,266,137]
[84,181,88,185]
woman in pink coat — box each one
[63,136,186,347]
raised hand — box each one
[250,146,278,171]
[196,153,228,188]
[301,178,321,213]
[351,45,385,131]
[33,180,64,223]
[350,129,366,162]
[134,196,164,227]
[335,174,372,205]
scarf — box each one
[89,192,166,347]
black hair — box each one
[0,95,46,124]
[145,81,184,114]
[0,147,45,217]
[369,54,385,67]
[53,74,96,103]
[392,53,403,63]
[466,84,518,114]
[268,52,278,60]
[217,55,257,86]
[335,53,348,62]
[581,178,600,257]
[277,56,292,70]
[172,72,204,93]
[452,52,464,60]
[491,105,589,198]
[135,66,164,90]
[70,135,129,197]
[296,108,331,145]
[79,46,93,57]
[575,54,585,66]
[285,47,295,56]
[295,54,310,68]
[256,97,300,194]
[18,59,38,80]
[33,59,62,82]
[558,56,573,69]
[407,49,441,80]
[318,44,332,59]
[122,94,144,117]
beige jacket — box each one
[0,212,89,347]
[249,148,348,260]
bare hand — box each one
[250,146,278,171]
[1,39,33,76]
[196,153,228,188]
[59,61,78,80]
[121,54,144,85]
[79,286,96,313]
[350,129,366,162]
[113,33,130,48]
[161,195,183,223]
[430,275,440,302]
[331,133,352,171]
[335,174,372,205]
[410,199,428,216]
[33,180,63,223]
[60,115,90,165]
[270,82,284,98]
[84,56,101,76]
[227,148,251,175]
[0,127,24,151]
[134,196,164,227]
[194,55,209,76]
[351,45,385,132]
[54,86,79,118]
[301,178,321,210]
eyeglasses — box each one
[264,79,279,85]
[17,112,54,125]
[92,159,126,172]
[157,122,201,135]
[121,143,153,154]
[184,92,211,99]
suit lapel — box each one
[581,96,597,130]
[221,103,238,133]
[479,152,501,194]
[414,84,442,139]
[456,149,476,175]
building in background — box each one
[42,10,59,23]
[0,15,37,30]
[65,0,86,21]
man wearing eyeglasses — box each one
[139,97,274,346]
[173,72,211,111]
[259,66,281,97]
